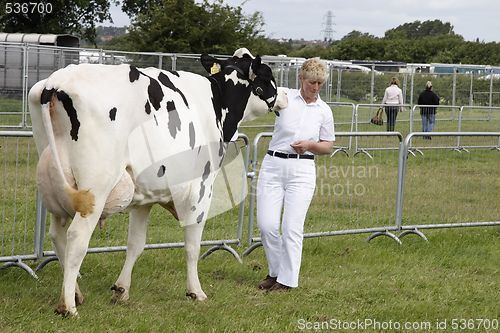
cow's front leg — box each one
[49,215,85,312]
[111,205,151,303]
[184,221,207,301]
[56,211,100,317]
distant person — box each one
[417,81,439,140]
[381,77,404,131]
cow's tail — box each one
[41,92,95,218]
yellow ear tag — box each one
[210,63,220,75]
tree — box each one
[118,0,265,54]
[0,0,114,43]
[341,30,375,42]
[384,19,455,39]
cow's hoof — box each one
[75,293,85,306]
[111,284,128,303]
[54,307,78,318]
[186,292,208,301]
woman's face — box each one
[299,75,324,103]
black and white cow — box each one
[29,48,287,316]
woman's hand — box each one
[291,140,333,155]
[290,141,310,154]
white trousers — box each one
[256,154,316,287]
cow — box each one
[28,48,287,317]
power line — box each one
[321,10,336,41]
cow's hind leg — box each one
[49,215,85,313]
[57,208,102,317]
[185,221,207,301]
[111,205,152,303]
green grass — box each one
[0,227,499,332]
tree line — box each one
[1,0,499,66]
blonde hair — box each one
[426,81,433,89]
[299,57,328,81]
[389,77,400,87]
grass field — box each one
[0,227,499,332]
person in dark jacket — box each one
[417,81,439,139]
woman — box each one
[382,77,404,131]
[417,81,439,139]
[256,58,335,291]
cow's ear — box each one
[201,54,223,75]
[250,55,262,79]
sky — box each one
[105,0,499,43]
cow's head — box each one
[201,49,287,135]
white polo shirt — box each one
[268,88,335,155]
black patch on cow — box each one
[55,90,80,141]
[154,114,158,126]
[129,66,140,82]
[198,161,211,204]
[145,101,151,115]
[167,100,176,112]
[190,206,196,212]
[221,79,249,142]
[208,77,224,128]
[167,100,181,138]
[158,72,189,108]
[157,165,166,177]
[148,78,164,111]
[41,88,55,105]
[196,212,205,224]
[188,122,195,149]
[169,71,180,77]
[218,140,226,168]
[109,107,117,121]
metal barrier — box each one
[0,131,40,278]
[244,131,406,257]
[398,132,500,240]
[2,129,499,278]
[243,131,500,256]
[2,42,500,131]
[349,104,500,157]
[1,131,251,277]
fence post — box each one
[489,68,494,117]
[336,68,342,103]
[395,133,409,232]
[236,133,250,243]
[34,191,47,261]
[21,43,28,128]
[452,67,457,118]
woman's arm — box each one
[291,140,334,155]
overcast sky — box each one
[106,0,499,43]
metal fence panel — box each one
[2,42,499,130]
[1,131,251,275]
[399,132,500,239]
[246,132,405,250]
[0,132,38,270]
